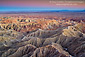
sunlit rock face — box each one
[62,23,84,37]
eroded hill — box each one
[0,15,85,57]
[0,22,84,57]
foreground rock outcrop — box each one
[1,43,72,57]
[31,43,72,57]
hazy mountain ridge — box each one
[0,10,85,14]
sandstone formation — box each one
[0,15,85,57]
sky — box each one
[0,0,85,12]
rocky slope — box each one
[0,23,85,57]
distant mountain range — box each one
[0,10,85,14]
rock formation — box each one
[0,17,85,57]
[63,23,83,37]
[31,43,72,57]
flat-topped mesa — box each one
[62,23,84,37]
